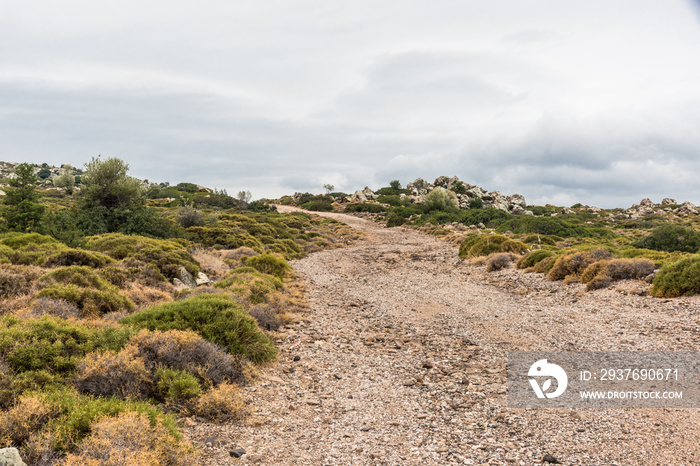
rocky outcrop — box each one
[624,198,698,218]
[350,187,379,202]
[0,448,27,466]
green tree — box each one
[2,163,45,232]
[323,183,335,195]
[389,180,401,191]
[77,156,170,236]
[424,187,458,212]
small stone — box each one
[0,448,27,466]
[333,373,342,380]
[542,453,561,464]
[422,361,434,369]
[293,355,301,361]
[229,448,247,458]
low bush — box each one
[36,266,134,317]
[0,316,134,377]
[154,367,202,403]
[634,224,700,253]
[121,295,276,364]
[0,394,55,446]
[244,253,290,279]
[459,234,527,258]
[73,346,151,400]
[130,329,248,386]
[85,233,200,279]
[248,304,283,331]
[0,264,42,298]
[60,410,193,466]
[345,203,386,214]
[486,253,515,272]
[547,248,613,281]
[531,255,556,273]
[191,382,248,423]
[581,258,655,291]
[29,298,81,319]
[651,255,700,297]
[424,187,458,211]
[215,268,283,304]
[516,249,555,269]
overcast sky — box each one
[2,1,700,208]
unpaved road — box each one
[187,208,700,465]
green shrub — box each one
[522,234,558,246]
[1,232,58,249]
[459,234,527,258]
[244,253,290,279]
[516,249,555,269]
[45,249,115,268]
[121,295,276,364]
[155,367,202,402]
[651,255,700,297]
[0,316,134,377]
[344,203,386,213]
[468,197,483,209]
[424,187,458,211]
[634,224,700,253]
[33,387,181,453]
[214,268,283,304]
[85,233,200,278]
[36,266,134,316]
[497,215,612,238]
[0,264,42,297]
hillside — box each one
[0,162,699,464]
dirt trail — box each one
[187,208,700,465]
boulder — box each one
[175,267,197,290]
[195,272,210,286]
[482,191,509,212]
[172,278,190,292]
[407,178,430,196]
[0,448,27,466]
[362,186,378,200]
[507,194,527,208]
[639,198,656,208]
[350,190,367,202]
[660,198,677,206]
[676,201,698,216]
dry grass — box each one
[123,283,174,310]
[548,248,613,281]
[0,394,54,446]
[192,383,249,423]
[73,346,151,400]
[29,298,81,319]
[191,249,230,279]
[60,411,194,466]
[581,258,656,291]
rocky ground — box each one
[184,208,700,465]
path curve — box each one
[188,208,700,465]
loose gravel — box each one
[185,208,700,465]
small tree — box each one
[52,165,76,194]
[2,163,45,232]
[323,184,335,195]
[389,180,401,191]
[424,187,458,212]
[237,190,252,208]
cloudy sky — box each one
[2,1,700,208]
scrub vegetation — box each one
[0,157,361,463]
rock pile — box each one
[624,198,698,219]
[351,176,533,215]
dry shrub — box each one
[191,249,229,278]
[248,304,283,331]
[581,258,656,291]
[192,383,248,423]
[0,296,32,315]
[0,394,54,445]
[74,346,151,399]
[0,264,42,298]
[22,433,61,466]
[60,411,193,466]
[130,329,248,386]
[548,248,613,281]
[219,246,258,267]
[121,260,168,288]
[30,298,81,319]
[486,253,515,272]
[123,284,173,310]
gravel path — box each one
[186,208,700,465]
